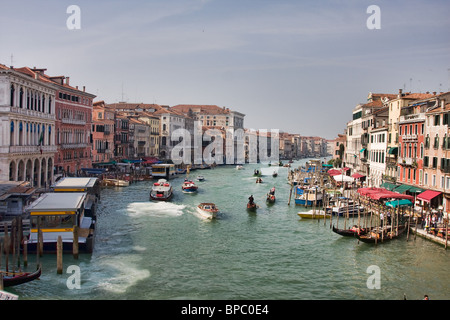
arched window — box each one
[27,91,30,109]
[10,84,15,107]
[19,87,24,108]
[48,97,52,114]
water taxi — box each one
[102,179,129,187]
[328,197,363,216]
[181,180,198,193]
[197,175,205,181]
[151,164,175,179]
[197,203,219,220]
[150,179,173,201]
[25,192,95,253]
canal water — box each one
[8,159,450,300]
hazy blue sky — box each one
[1,0,449,139]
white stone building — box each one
[0,65,56,187]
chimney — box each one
[398,89,403,98]
[83,86,85,92]
[76,86,78,90]
[65,77,70,85]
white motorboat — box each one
[150,179,173,201]
[197,203,219,220]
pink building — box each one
[92,101,115,165]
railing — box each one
[398,157,416,166]
[61,118,86,125]
[9,145,57,153]
[61,143,87,149]
[4,106,55,120]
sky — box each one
[1,0,449,139]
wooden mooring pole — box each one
[73,226,79,260]
[57,235,63,274]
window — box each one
[434,115,440,126]
[433,157,438,169]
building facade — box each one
[0,65,56,188]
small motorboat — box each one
[297,210,330,219]
[197,175,205,181]
[150,179,173,201]
[181,180,198,193]
[1,266,42,287]
[236,165,244,170]
[103,179,130,187]
[197,203,219,220]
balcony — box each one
[398,157,416,167]
[61,143,88,150]
[8,145,57,154]
[401,134,418,142]
[61,118,86,125]
[3,106,56,120]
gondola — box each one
[1,266,42,287]
[356,225,407,244]
[332,225,371,237]
[247,202,257,212]
[266,194,276,204]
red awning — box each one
[417,190,442,203]
[352,173,365,179]
[328,169,341,176]
[357,188,414,201]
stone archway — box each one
[41,158,47,188]
[25,159,32,183]
[33,158,40,187]
[18,160,25,181]
[9,161,16,181]
[47,157,53,185]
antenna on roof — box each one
[10,53,14,67]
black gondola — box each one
[266,194,276,204]
[356,225,407,244]
[247,202,257,212]
[1,266,42,287]
[332,225,371,237]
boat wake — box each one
[93,255,150,294]
[127,202,186,218]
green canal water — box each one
[8,160,450,300]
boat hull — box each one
[150,192,173,201]
[294,199,323,206]
[297,210,330,219]
[196,203,219,220]
[356,225,407,244]
[2,266,42,287]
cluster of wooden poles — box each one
[0,217,82,289]
[0,218,30,290]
